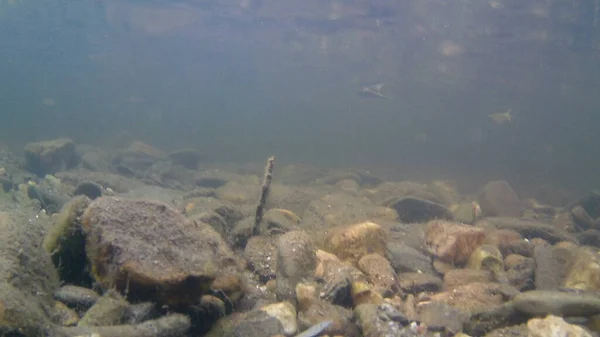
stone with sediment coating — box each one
[82,196,238,306]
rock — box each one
[484,229,523,255]
[244,236,278,282]
[563,247,600,291]
[51,301,80,326]
[169,149,203,170]
[351,281,384,306]
[386,242,434,275]
[357,254,398,295]
[323,221,387,266]
[58,313,191,337]
[417,301,467,334]
[501,238,534,258]
[451,202,478,223]
[484,325,528,337]
[301,193,397,230]
[464,303,526,336]
[385,197,452,223]
[429,180,459,206]
[73,181,103,200]
[314,250,364,307]
[479,217,577,244]
[195,170,248,189]
[211,273,244,304]
[478,180,523,217]
[297,300,360,337]
[260,302,298,335]
[354,303,404,337]
[335,179,360,193]
[79,147,111,172]
[504,254,535,291]
[275,231,317,303]
[123,302,158,324]
[43,196,91,284]
[467,245,505,280]
[443,269,493,290]
[428,282,517,313]
[208,310,284,337]
[77,289,128,327]
[577,229,600,247]
[0,211,60,335]
[215,180,261,205]
[568,191,600,219]
[513,290,600,317]
[256,208,301,236]
[26,181,70,215]
[0,175,13,192]
[53,285,100,312]
[185,197,245,237]
[187,294,228,334]
[425,220,486,265]
[533,244,576,291]
[112,140,167,172]
[81,197,238,306]
[24,138,80,176]
[142,161,196,190]
[528,315,593,337]
[364,181,441,205]
[56,170,139,194]
[398,272,442,293]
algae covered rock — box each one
[24,138,80,176]
[81,196,238,306]
[323,221,387,266]
[43,196,91,284]
[0,211,60,335]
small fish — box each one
[294,320,333,337]
[358,83,386,99]
[488,108,512,125]
[41,97,56,107]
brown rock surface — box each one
[323,221,387,266]
[357,253,398,294]
[425,220,485,264]
[479,180,523,217]
[81,197,238,306]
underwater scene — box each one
[1,0,600,336]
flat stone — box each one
[513,290,600,317]
[386,197,452,223]
[478,180,523,217]
[81,197,238,306]
[24,138,80,176]
[528,315,593,337]
[387,242,434,275]
[479,217,577,244]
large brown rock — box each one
[323,221,387,266]
[24,138,80,176]
[479,180,523,217]
[425,220,486,265]
[81,197,238,306]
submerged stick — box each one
[254,156,275,235]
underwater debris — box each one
[358,83,386,98]
[489,108,512,125]
[254,156,276,235]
